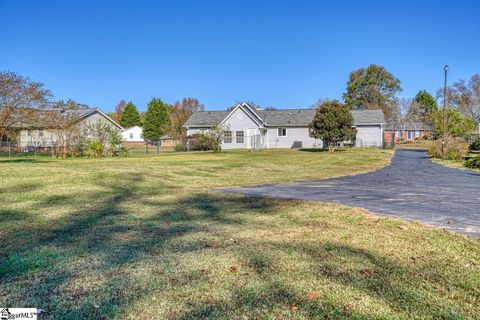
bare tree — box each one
[169,97,205,142]
[309,98,333,109]
[114,100,126,123]
[450,74,480,124]
[0,71,52,137]
[48,100,85,159]
[389,98,424,141]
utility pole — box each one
[441,65,448,161]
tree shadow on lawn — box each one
[180,240,474,319]
[0,158,52,163]
[0,173,282,319]
[299,148,347,153]
[0,174,476,319]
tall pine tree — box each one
[120,101,141,127]
[143,98,171,142]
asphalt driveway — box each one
[219,149,480,237]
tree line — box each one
[107,97,204,144]
[308,64,479,151]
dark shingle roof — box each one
[256,109,315,126]
[386,120,433,131]
[351,110,385,124]
[184,111,230,127]
[185,107,385,127]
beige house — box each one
[17,108,122,148]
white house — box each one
[184,102,386,149]
[122,126,144,143]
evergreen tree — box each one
[120,101,141,127]
[414,90,437,120]
[143,98,171,142]
[308,100,357,152]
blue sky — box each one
[1,0,479,112]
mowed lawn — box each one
[0,149,479,319]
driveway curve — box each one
[219,149,480,237]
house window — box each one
[38,130,44,137]
[414,131,421,138]
[236,131,244,144]
[224,131,232,143]
[130,133,133,139]
[140,134,144,139]
[278,128,287,137]
[394,131,400,137]
[27,131,32,137]
[407,131,412,140]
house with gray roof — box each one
[184,102,386,149]
[14,108,122,148]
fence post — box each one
[8,141,11,158]
[187,139,190,152]
[157,141,160,155]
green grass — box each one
[0,148,479,319]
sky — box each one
[1,0,479,112]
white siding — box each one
[266,127,321,148]
[122,126,144,142]
[355,125,383,147]
[221,108,261,149]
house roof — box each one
[386,120,433,131]
[184,111,230,127]
[4,107,123,130]
[185,103,386,128]
[351,110,386,124]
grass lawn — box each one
[1,148,479,319]
[431,158,480,172]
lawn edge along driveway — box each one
[217,149,480,237]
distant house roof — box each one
[4,107,122,130]
[185,103,386,128]
[386,120,433,131]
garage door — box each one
[356,126,381,147]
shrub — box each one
[174,143,187,152]
[469,137,480,151]
[427,137,468,161]
[189,133,221,152]
[465,155,480,169]
[86,140,104,158]
[112,147,129,157]
[187,126,226,153]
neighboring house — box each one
[184,102,386,149]
[384,121,433,144]
[122,126,144,143]
[17,108,122,148]
[121,126,176,147]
